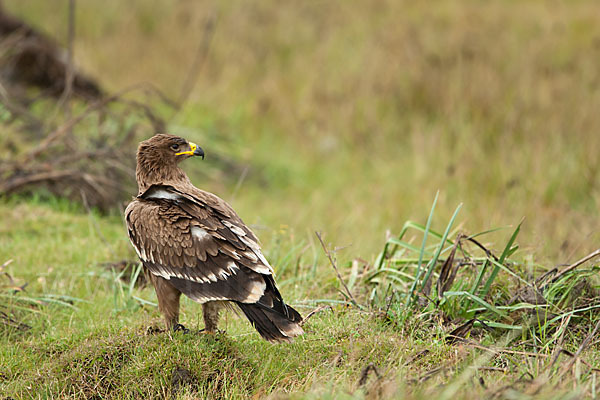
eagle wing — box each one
[125,184,276,304]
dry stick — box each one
[0,259,13,271]
[552,248,600,283]
[558,318,600,378]
[315,231,359,307]
[300,305,333,326]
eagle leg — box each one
[202,301,221,333]
[149,273,182,330]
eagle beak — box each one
[176,142,204,159]
[193,144,205,160]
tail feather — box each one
[236,301,304,342]
[236,275,303,342]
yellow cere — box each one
[175,142,197,156]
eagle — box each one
[125,134,303,342]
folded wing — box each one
[125,184,303,340]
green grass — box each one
[2,0,600,398]
[2,197,600,399]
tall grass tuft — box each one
[366,199,600,350]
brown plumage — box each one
[125,134,303,342]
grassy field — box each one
[2,0,600,398]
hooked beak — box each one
[176,142,204,159]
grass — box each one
[2,0,600,398]
[2,196,600,399]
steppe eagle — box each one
[125,134,303,342]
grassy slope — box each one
[1,0,600,398]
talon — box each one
[173,324,190,334]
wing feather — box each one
[125,184,276,303]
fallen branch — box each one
[315,231,359,308]
[552,248,600,283]
[300,305,333,327]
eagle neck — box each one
[135,156,191,195]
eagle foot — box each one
[173,324,190,334]
[196,328,225,337]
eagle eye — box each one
[170,144,180,151]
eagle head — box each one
[138,134,204,165]
[135,133,204,193]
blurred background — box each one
[1,0,599,263]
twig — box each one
[465,236,500,262]
[300,305,333,326]
[315,231,359,307]
[464,338,600,374]
[552,248,600,283]
[0,259,13,271]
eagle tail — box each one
[236,301,304,342]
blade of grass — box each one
[406,191,439,307]
[420,203,462,293]
[480,219,523,298]
[443,291,507,317]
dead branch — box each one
[552,248,600,283]
[0,259,13,271]
[300,305,333,326]
[315,231,359,307]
